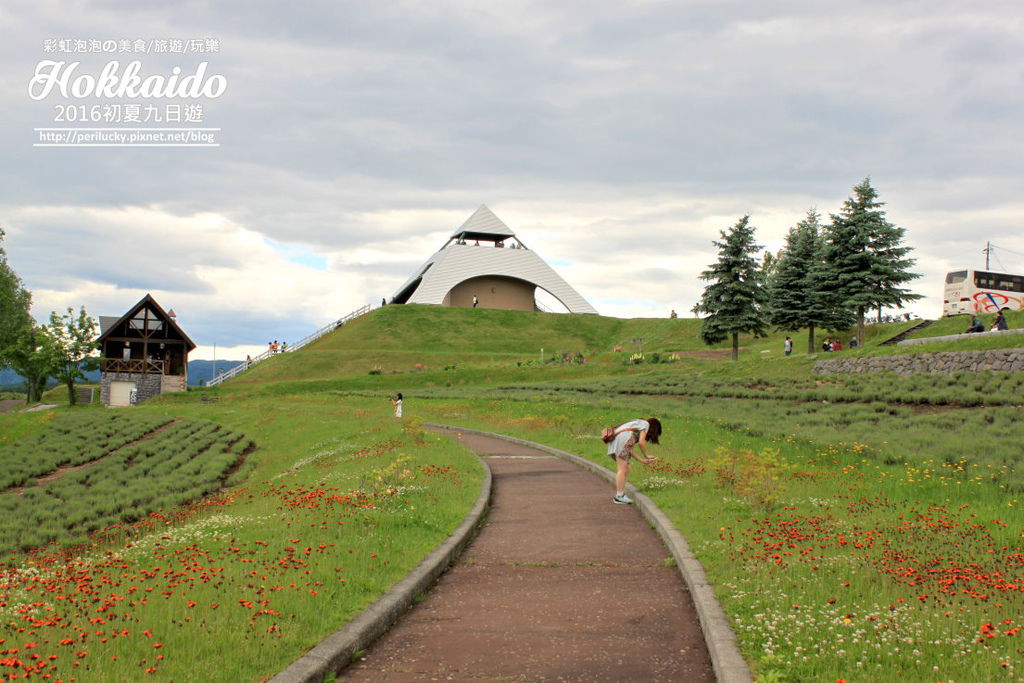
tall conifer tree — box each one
[823,179,921,346]
[766,209,855,352]
[695,215,767,360]
[767,210,825,353]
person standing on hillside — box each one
[390,392,403,418]
[472,295,479,308]
[784,336,793,356]
[606,418,661,505]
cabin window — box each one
[129,307,163,333]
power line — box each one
[992,251,1008,273]
[990,243,1024,258]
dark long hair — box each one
[645,417,662,444]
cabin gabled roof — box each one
[96,293,197,350]
[98,316,121,336]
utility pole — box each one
[984,241,991,270]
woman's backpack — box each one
[602,424,632,443]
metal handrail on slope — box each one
[205,303,374,386]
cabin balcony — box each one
[101,358,167,375]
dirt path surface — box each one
[0,400,23,414]
[342,431,714,682]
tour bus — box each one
[943,269,1024,316]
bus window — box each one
[945,270,967,284]
[996,276,1023,293]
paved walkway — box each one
[342,431,715,682]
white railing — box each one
[205,303,374,386]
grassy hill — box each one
[229,304,943,385]
[234,305,685,384]
[222,304,1024,391]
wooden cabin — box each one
[97,294,195,406]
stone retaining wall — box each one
[100,371,163,406]
[812,348,1024,376]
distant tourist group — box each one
[783,336,856,355]
[965,310,1009,333]
[820,337,848,352]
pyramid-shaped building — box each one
[389,206,598,314]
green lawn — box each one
[0,395,484,681]
[1,304,1022,682]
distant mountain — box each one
[187,360,245,385]
[0,360,244,390]
[0,368,69,391]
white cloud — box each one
[1,1,1022,359]
[3,205,368,349]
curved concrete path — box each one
[341,429,717,682]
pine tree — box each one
[767,210,818,353]
[824,179,922,346]
[695,215,767,360]
[766,209,854,353]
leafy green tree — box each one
[695,215,768,360]
[5,326,57,403]
[760,249,779,284]
[0,228,33,367]
[823,178,922,346]
[42,306,100,405]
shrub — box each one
[708,446,785,511]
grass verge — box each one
[408,391,1024,683]
[0,396,483,681]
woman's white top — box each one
[606,419,649,456]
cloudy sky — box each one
[2,1,1022,359]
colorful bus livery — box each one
[943,269,1024,316]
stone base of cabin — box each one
[101,372,185,407]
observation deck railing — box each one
[205,303,373,387]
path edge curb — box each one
[269,449,493,682]
[427,423,753,683]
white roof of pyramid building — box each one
[391,205,598,315]
[450,204,516,239]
